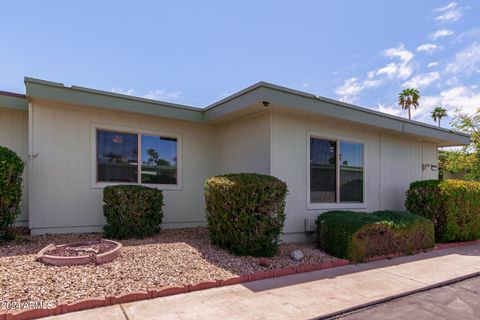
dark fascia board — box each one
[23,77,470,145]
[0,91,28,111]
[24,77,203,122]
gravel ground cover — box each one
[0,227,336,306]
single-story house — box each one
[0,78,470,241]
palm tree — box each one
[398,88,420,120]
[431,106,448,127]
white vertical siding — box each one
[29,102,216,234]
[216,112,271,174]
[0,107,28,225]
[379,133,423,210]
[270,111,437,241]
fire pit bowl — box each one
[36,239,122,266]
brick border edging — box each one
[3,240,479,320]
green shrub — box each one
[205,173,288,257]
[317,210,434,262]
[405,179,480,242]
[0,146,24,238]
[103,185,163,239]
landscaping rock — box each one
[257,258,271,268]
[0,228,336,306]
[291,249,304,261]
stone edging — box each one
[3,240,479,320]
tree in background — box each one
[398,88,420,120]
[431,106,448,128]
[441,108,480,180]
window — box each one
[309,136,364,205]
[95,128,179,187]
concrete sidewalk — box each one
[46,244,480,320]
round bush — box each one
[205,173,288,257]
[103,185,163,239]
[405,179,480,242]
[0,146,24,237]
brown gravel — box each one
[0,228,336,306]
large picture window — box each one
[96,128,178,187]
[309,136,364,205]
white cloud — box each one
[301,81,310,88]
[434,3,457,12]
[144,89,183,101]
[382,43,414,62]
[427,62,439,68]
[434,2,463,23]
[417,43,439,54]
[422,86,480,115]
[445,42,480,74]
[403,72,440,88]
[456,27,480,42]
[431,29,454,40]
[335,78,364,103]
[376,104,403,116]
[335,77,382,103]
[378,44,414,79]
[335,44,416,102]
[446,77,459,86]
[111,88,134,95]
[376,63,398,76]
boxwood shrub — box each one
[0,146,24,238]
[205,173,288,257]
[103,185,163,239]
[405,179,480,242]
[316,210,434,262]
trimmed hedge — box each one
[0,146,24,238]
[103,185,163,239]
[205,173,288,257]
[317,210,435,262]
[405,179,480,242]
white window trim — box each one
[306,131,366,210]
[90,122,182,190]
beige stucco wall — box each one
[28,102,217,234]
[270,111,438,241]
[216,112,271,175]
[0,107,28,225]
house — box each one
[0,78,470,241]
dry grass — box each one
[0,228,336,306]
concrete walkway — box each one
[46,244,480,320]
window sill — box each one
[307,203,367,210]
[91,182,182,191]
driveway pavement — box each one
[336,276,480,320]
[45,243,480,320]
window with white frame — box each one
[96,129,178,186]
[309,136,364,204]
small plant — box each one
[405,179,480,242]
[103,185,163,239]
[317,210,434,262]
[205,173,288,257]
[0,146,25,239]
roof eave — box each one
[0,91,28,111]
[24,77,203,122]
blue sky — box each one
[1,1,479,127]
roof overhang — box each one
[23,77,470,147]
[0,91,27,111]
[25,78,203,122]
[203,82,470,146]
